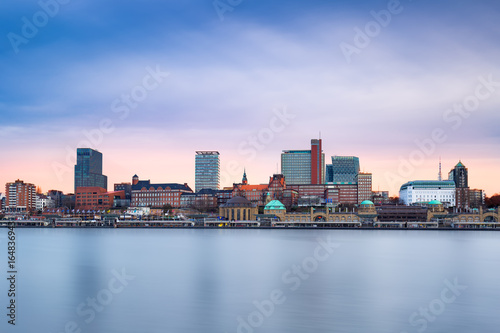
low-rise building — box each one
[75,187,125,211]
[131,175,193,208]
[399,180,456,207]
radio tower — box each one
[438,157,442,181]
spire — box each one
[438,157,442,181]
[242,169,248,185]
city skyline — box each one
[1,0,499,196]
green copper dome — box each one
[429,200,442,205]
[360,200,374,206]
[264,200,286,210]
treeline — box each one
[485,194,500,208]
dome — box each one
[429,200,442,205]
[223,196,254,207]
[360,200,374,206]
[264,200,286,210]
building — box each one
[47,190,64,208]
[219,196,258,221]
[469,189,485,208]
[357,173,372,204]
[75,187,125,211]
[399,180,456,207]
[310,139,325,184]
[268,174,286,200]
[372,191,390,205]
[327,156,360,184]
[114,183,132,207]
[281,150,311,185]
[36,194,55,211]
[195,151,220,192]
[0,193,6,211]
[131,175,193,208]
[448,161,469,209]
[281,139,324,185]
[74,148,108,193]
[5,180,36,213]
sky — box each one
[1,0,499,196]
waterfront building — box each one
[357,173,372,204]
[180,188,218,210]
[131,175,193,208]
[36,194,55,211]
[195,151,220,192]
[399,180,456,207]
[74,148,107,193]
[219,196,258,221]
[5,180,36,213]
[75,187,125,211]
[0,193,5,211]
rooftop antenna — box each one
[438,157,442,181]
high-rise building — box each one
[281,150,311,185]
[357,173,372,204]
[281,138,325,185]
[74,148,107,193]
[448,161,468,188]
[448,161,469,209]
[310,139,325,184]
[5,179,36,213]
[195,151,220,192]
[329,156,360,184]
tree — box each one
[485,194,500,208]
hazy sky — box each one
[1,0,499,196]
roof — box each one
[400,180,455,191]
[222,196,255,207]
[360,200,374,206]
[235,184,269,191]
[132,180,192,192]
[264,200,286,210]
[429,200,442,205]
[455,161,465,168]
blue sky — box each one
[1,0,500,195]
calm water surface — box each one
[1,228,499,333]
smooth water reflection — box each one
[1,228,499,333]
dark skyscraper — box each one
[74,148,108,193]
[448,161,468,188]
[449,161,469,209]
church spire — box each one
[242,169,248,185]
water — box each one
[1,228,499,333]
